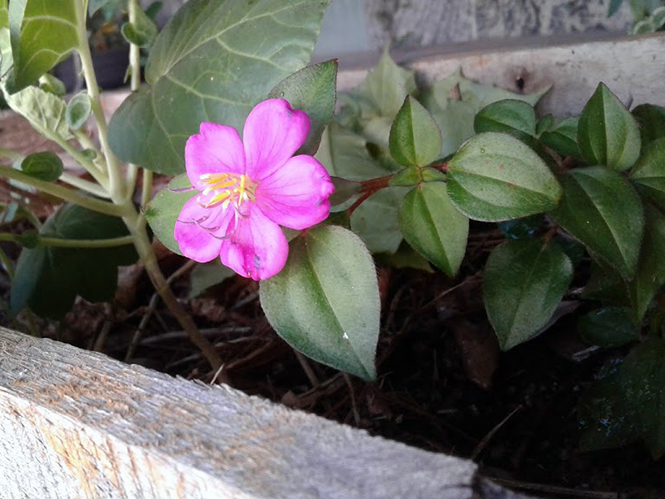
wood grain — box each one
[0,328,483,499]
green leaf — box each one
[539,117,582,159]
[577,83,641,171]
[121,4,158,47]
[484,239,573,350]
[39,73,67,96]
[108,0,330,175]
[188,260,235,299]
[498,215,545,240]
[268,60,338,156]
[7,0,80,93]
[535,114,554,136]
[618,340,665,459]
[582,262,630,304]
[422,68,549,158]
[144,173,196,255]
[630,203,665,320]
[351,187,406,254]
[375,240,433,272]
[630,138,665,211]
[0,0,10,76]
[578,306,640,347]
[328,176,360,208]
[10,204,138,320]
[66,92,92,131]
[88,0,117,16]
[260,225,380,381]
[632,104,665,146]
[550,166,644,279]
[389,96,442,167]
[20,152,63,182]
[473,99,536,143]
[3,84,72,140]
[398,182,468,276]
[447,132,562,221]
[352,47,416,118]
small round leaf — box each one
[66,92,92,131]
[20,151,63,182]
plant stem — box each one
[0,164,128,217]
[0,232,135,249]
[71,0,221,372]
[75,2,124,200]
[59,172,112,198]
[124,209,223,371]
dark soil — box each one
[2,220,664,499]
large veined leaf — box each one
[4,84,73,140]
[632,104,665,146]
[7,0,80,93]
[108,0,330,175]
[268,60,338,156]
[577,83,641,171]
[484,239,573,350]
[10,204,138,320]
[550,166,644,279]
[447,132,562,221]
[260,225,380,381]
[0,0,11,75]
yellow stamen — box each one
[198,172,257,210]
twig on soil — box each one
[471,405,523,460]
[295,350,321,387]
[126,259,197,362]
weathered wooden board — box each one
[0,327,500,499]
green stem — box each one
[75,2,124,200]
[141,168,153,209]
[124,207,223,371]
[0,232,135,249]
[59,172,112,198]
[125,0,144,202]
[0,164,128,217]
[0,148,23,163]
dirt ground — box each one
[2,218,664,499]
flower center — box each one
[197,172,257,210]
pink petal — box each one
[185,122,246,190]
[256,155,334,230]
[243,99,310,180]
[174,197,234,262]
[220,204,288,280]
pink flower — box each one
[174,99,334,280]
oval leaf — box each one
[447,132,562,221]
[631,203,665,320]
[66,92,92,131]
[10,204,138,320]
[20,151,63,182]
[578,306,640,348]
[539,116,582,159]
[484,239,573,350]
[108,0,330,175]
[577,83,641,171]
[260,225,380,381]
[629,138,665,211]
[632,104,665,146]
[144,173,196,255]
[550,166,644,279]
[389,95,442,167]
[268,60,338,156]
[121,5,158,48]
[473,99,536,144]
[398,182,469,276]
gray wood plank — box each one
[0,328,482,499]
